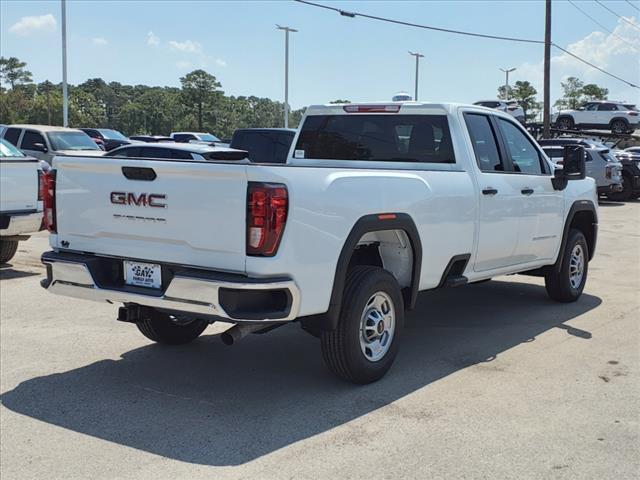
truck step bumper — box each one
[41,251,300,323]
[0,211,42,237]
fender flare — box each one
[302,213,422,332]
[554,200,598,272]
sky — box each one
[1,0,639,110]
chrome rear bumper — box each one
[41,251,300,323]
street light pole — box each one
[499,67,516,99]
[61,0,68,127]
[276,25,298,128]
[408,51,424,101]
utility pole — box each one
[61,0,68,127]
[499,67,516,99]
[543,0,551,138]
[276,25,297,128]
[408,51,424,101]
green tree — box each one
[511,81,539,122]
[180,69,221,131]
[581,84,609,101]
[0,56,33,88]
[555,76,584,110]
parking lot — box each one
[0,200,638,479]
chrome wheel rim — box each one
[359,291,395,362]
[569,244,585,289]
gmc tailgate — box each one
[51,156,249,272]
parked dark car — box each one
[229,128,295,163]
[105,142,248,161]
[539,137,640,200]
[79,128,130,151]
[128,135,175,143]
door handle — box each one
[482,188,498,195]
[521,188,534,195]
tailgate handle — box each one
[122,166,156,181]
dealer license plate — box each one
[124,261,161,289]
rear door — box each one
[53,156,249,272]
[464,112,521,272]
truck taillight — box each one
[246,182,288,257]
[42,170,57,233]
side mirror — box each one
[551,145,586,191]
[577,107,585,111]
[563,145,586,179]
[32,142,48,153]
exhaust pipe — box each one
[220,323,265,346]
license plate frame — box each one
[123,261,162,289]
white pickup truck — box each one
[0,139,43,264]
[41,102,598,384]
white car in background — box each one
[552,101,639,134]
[473,100,525,123]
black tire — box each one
[136,310,208,345]
[0,240,19,264]
[610,120,628,135]
[557,117,574,130]
[606,176,632,202]
[545,229,588,303]
[321,265,404,384]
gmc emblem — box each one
[110,192,167,208]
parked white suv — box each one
[553,101,639,134]
[474,100,525,123]
[41,102,597,383]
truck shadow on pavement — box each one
[1,279,601,466]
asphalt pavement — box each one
[1,201,638,480]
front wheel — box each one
[610,120,628,135]
[136,310,208,345]
[0,240,19,264]
[545,229,588,302]
[321,266,404,384]
[557,117,574,130]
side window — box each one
[584,103,598,111]
[497,118,544,175]
[597,103,616,111]
[170,149,193,159]
[4,128,22,146]
[107,147,140,158]
[173,134,195,143]
[140,147,170,158]
[464,113,505,172]
[21,131,46,150]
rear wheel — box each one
[610,120,628,135]
[606,176,632,202]
[136,310,208,345]
[545,229,588,302]
[321,266,404,384]
[557,117,574,130]
[0,240,19,264]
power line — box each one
[568,0,638,51]
[293,0,639,89]
[595,0,640,31]
[625,0,640,13]
[294,0,544,44]
[552,44,638,87]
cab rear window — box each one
[295,114,455,163]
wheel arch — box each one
[301,213,422,332]
[609,116,630,127]
[556,200,598,272]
